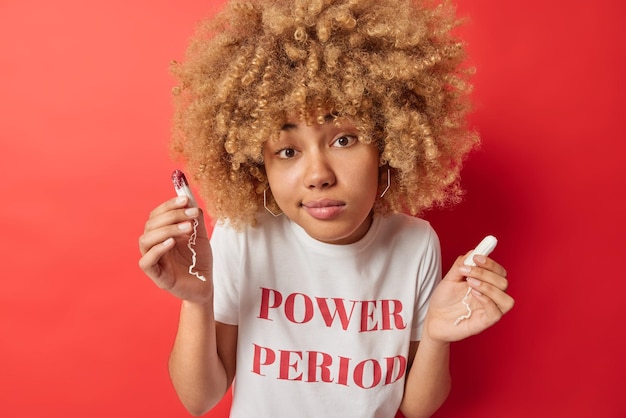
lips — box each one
[301,199,345,220]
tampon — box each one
[171,170,205,281]
[454,235,498,325]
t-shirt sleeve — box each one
[411,225,442,341]
[210,221,241,325]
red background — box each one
[1,0,624,417]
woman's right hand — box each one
[138,196,213,303]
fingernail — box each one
[178,222,191,231]
[176,196,187,205]
[162,237,174,246]
[467,277,481,287]
[474,255,487,264]
[471,289,483,297]
[459,266,471,275]
[185,207,199,217]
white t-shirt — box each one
[211,212,441,418]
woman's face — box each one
[263,115,380,245]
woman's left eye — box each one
[332,135,357,148]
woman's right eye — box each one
[276,148,298,159]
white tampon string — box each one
[454,287,473,326]
[186,219,206,281]
[171,170,205,281]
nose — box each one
[304,153,336,189]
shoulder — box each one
[381,212,434,228]
[211,212,292,247]
[378,213,438,243]
[373,213,440,263]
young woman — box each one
[138,1,514,416]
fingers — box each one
[458,256,515,313]
[460,264,507,292]
[451,252,507,286]
[137,196,204,283]
[139,196,202,255]
[144,196,198,233]
[461,250,507,278]
[453,253,514,315]
[138,235,176,288]
[466,277,515,314]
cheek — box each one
[262,151,281,189]
[276,171,300,193]
[357,154,380,194]
[265,163,297,198]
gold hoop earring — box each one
[380,168,391,198]
[263,188,283,217]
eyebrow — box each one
[281,114,335,131]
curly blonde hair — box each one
[170,0,478,228]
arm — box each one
[169,301,237,416]
[399,253,514,417]
[399,339,451,418]
[138,196,237,415]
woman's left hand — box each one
[424,252,515,342]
